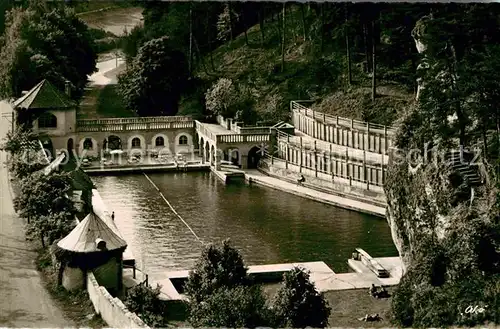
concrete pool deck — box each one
[122,257,403,301]
[244,169,386,217]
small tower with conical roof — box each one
[53,209,127,294]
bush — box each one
[272,267,331,328]
[125,284,168,327]
[391,272,415,327]
[184,240,271,328]
[188,285,269,328]
[205,78,238,118]
[184,239,249,304]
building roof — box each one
[13,80,74,110]
[42,152,95,192]
[57,210,127,253]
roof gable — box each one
[14,80,74,110]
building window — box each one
[83,138,93,150]
[132,137,141,148]
[38,112,57,128]
[179,135,188,145]
[155,136,164,146]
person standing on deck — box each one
[111,211,115,221]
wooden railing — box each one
[77,116,194,132]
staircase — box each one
[445,150,482,186]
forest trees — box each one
[184,240,331,328]
[15,171,76,248]
[118,36,189,116]
[1,125,76,248]
[0,1,97,100]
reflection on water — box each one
[92,172,398,281]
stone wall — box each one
[87,272,149,328]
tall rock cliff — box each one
[384,13,500,327]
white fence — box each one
[87,272,150,328]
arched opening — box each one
[40,137,54,160]
[247,146,262,169]
[199,137,205,158]
[132,137,141,148]
[38,112,57,128]
[230,149,240,166]
[83,138,93,150]
[205,142,210,163]
[155,136,164,147]
[107,135,121,150]
[67,138,74,153]
[210,145,215,165]
[179,135,188,145]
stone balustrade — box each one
[77,116,193,132]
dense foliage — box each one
[188,285,269,328]
[184,240,330,328]
[0,126,46,179]
[2,126,77,248]
[0,0,97,100]
[118,36,188,116]
[125,284,168,327]
[272,267,331,328]
[386,5,500,328]
[119,2,432,122]
[184,239,249,303]
[15,171,76,247]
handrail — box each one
[78,116,192,124]
[291,100,397,135]
[123,264,149,288]
[274,129,387,168]
[260,153,384,187]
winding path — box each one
[0,101,72,327]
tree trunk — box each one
[371,19,376,101]
[189,4,193,74]
[259,6,265,46]
[242,7,249,46]
[281,3,286,73]
[206,12,215,72]
[363,23,371,73]
[320,3,324,52]
[345,5,352,87]
[227,2,234,41]
[410,42,417,95]
[301,3,307,41]
[194,37,209,76]
[482,125,488,159]
[58,263,64,285]
[40,233,45,248]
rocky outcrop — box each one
[385,148,493,273]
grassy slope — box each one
[184,5,413,126]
